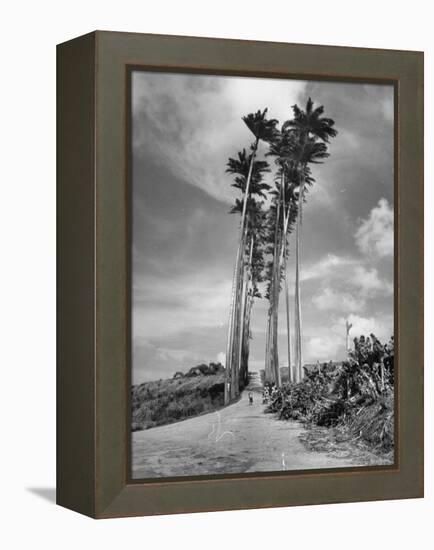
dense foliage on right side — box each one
[265,334,395,454]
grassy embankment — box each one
[132,372,225,431]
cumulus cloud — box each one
[216,352,226,366]
[306,336,341,362]
[312,287,365,312]
[355,198,394,257]
[305,256,392,314]
[333,313,393,343]
[304,311,394,364]
[352,265,393,296]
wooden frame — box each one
[57,30,424,518]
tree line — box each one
[224,98,337,405]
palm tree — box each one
[280,182,298,382]
[229,198,267,390]
[224,111,277,403]
[262,175,298,385]
[264,132,299,385]
[346,320,353,354]
[282,98,337,381]
[225,153,270,399]
[239,212,266,387]
[238,109,279,234]
[226,154,270,402]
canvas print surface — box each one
[130,71,395,479]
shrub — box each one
[265,335,394,453]
[346,390,394,451]
[166,401,183,420]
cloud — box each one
[312,287,365,312]
[301,254,357,282]
[132,340,205,384]
[132,268,232,341]
[303,254,392,299]
[216,352,226,366]
[306,336,341,362]
[333,313,393,343]
[353,265,393,296]
[307,256,392,318]
[304,311,394,364]
[132,71,306,204]
[156,347,201,363]
[355,198,394,258]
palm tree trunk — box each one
[279,180,292,384]
[272,263,281,386]
[265,309,272,383]
[238,271,248,389]
[294,224,301,382]
[270,180,283,386]
[271,237,283,386]
[237,236,253,392]
[294,178,305,382]
[293,129,309,383]
[231,265,243,399]
[230,245,244,400]
[224,243,241,404]
[239,140,259,225]
[226,241,244,401]
[233,221,250,396]
[226,138,260,403]
[242,293,254,386]
[284,245,292,383]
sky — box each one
[131,71,394,384]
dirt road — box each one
[132,373,381,479]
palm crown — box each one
[283,97,337,143]
[227,149,271,199]
[243,108,279,142]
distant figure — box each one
[248,391,253,405]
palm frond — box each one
[242,108,279,142]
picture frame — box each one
[57,30,423,518]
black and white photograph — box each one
[130,70,395,479]
[4,0,429,536]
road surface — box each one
[132,373,382,479]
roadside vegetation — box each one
[264,334,394,458]
[131,363,225,431]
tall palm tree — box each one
[225,154,270,398]
[282,99,337,381]
[265,131,300,384]
[269,180,283,386]
[238,109,279,234]
[229,198,266,390]
[280,182,298,382]
[262,174,298,385]
[225,153,270,402]
[224,111,277,403]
